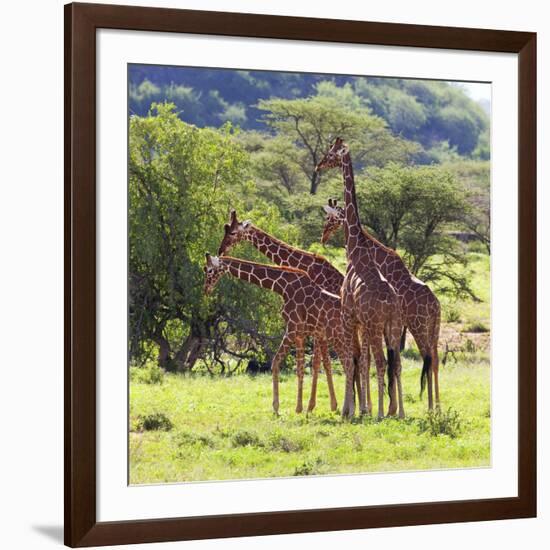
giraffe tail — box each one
[420,354,432,397]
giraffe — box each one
[321,198,441,409]
[316,138,405,419]
[218,210,344,295]
[203,254,350,415]
[217,210,363,406]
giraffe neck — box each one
[221,257,300,296]
[341,153,373,266]
[245,226,313,270]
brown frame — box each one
[64,2,537,547]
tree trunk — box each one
[309,171,320,195]
[174,327,208,372]
[153,335,173,371]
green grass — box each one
[438,252,490,331]
[129,358,490,484]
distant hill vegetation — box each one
[129,66,489,161]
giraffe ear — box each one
[323,205,338,215]
[242,220,251,228]
[210,255,220,268]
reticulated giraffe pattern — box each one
[322,194,441,410]
[203,254,356,414]
[316,138,405,419]
[218,209,344,296]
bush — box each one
[445,307,462,323]
[130,363,164,385]
[293,457,324,476]
[418,408,462,438]
[231,430,263,448]
[401,346,421,361]
[268,434,306,453]
[177,431,216,448]
[463,322,489,333]
[135,412,173,432]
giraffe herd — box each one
[203,138,441,419]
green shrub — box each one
[445,307,462,323]
[268,434,306,453]
[404,393,416,404]
[293,457,324,476]
[463,322,489,333]
[467,240,488,254]
[401,347,421,360]
[135,412,172,432]
[177,431,216,448]
[418,408,462,438]
[231,430,263,447]
[130,363,164,385]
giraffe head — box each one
[315,137,349,172]
[217,209,252,255]
[203,253,226,295]
[321,198,345,244]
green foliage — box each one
[418,408,463,439]
[463,322,490,333]
[257,86,420,193]
[444,160,491,253]
[231,430,264,448]
[445,307,462,323]
[293,457,324,476]
[129,103,282,371]
[130,363,165,385]
[134,412,173,432]
[129,67,489,159]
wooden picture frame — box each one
[64,2,537,546]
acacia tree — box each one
[444,160,491,253]
[353,164,478,299]
[257,85,419,194]
[129,103,284,371]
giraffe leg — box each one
[410,326,435,412]
[320,339,338,412]
[432,310,441,410]
[271,333,292,415]
[295,337,305,414]
[386,318,404,417]
[359,333,371,415]
[307,339,322,413]
[341,313,357,419]
[371,337,386,420]
[433,345,440,410]
[393,347,405,419]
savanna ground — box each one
[129,253,490,484]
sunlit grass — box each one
[129,357,490,484]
